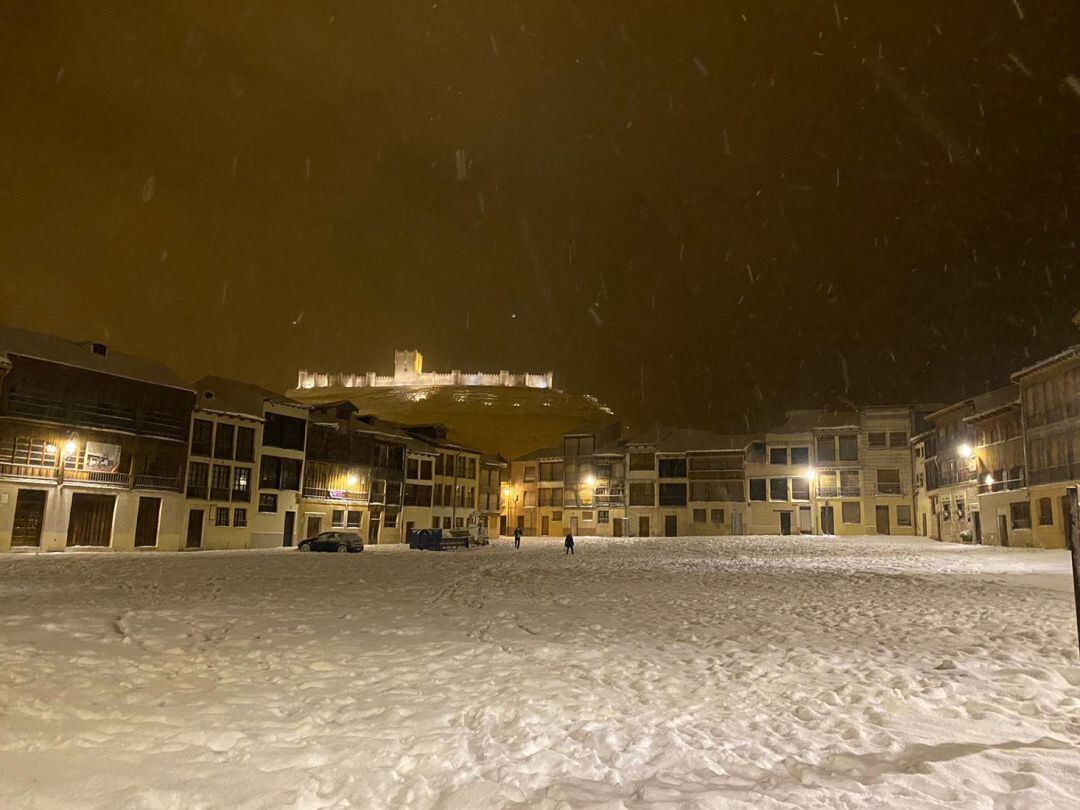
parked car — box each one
[297,531,364,553]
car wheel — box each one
[298,543,311,552]
[336,543,348,553]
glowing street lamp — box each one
[63,439,77,457]
[958,443,974,459]
[584,474,596,488]
[346,473,359,488]
[984,474,994,487]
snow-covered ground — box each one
[1,535,1078,809]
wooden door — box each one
[820,505,835,535]
[306,515,321,538]
[875,505,891,535]
[67,494,115,547]
[134,497,161,547]
[732,511,743,535]
[998,514,1009,547]
[638,516,650,536]
[612,517,624,537]
[283,511,295,547]
[779,512,792,535]
[12,489,47,547]
[186,509,204,548]
[570,516,579,535]
[664,514,678,537]
[541,515,550,535]
[368,516,380,543]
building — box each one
[966,385,1027,546]
[296,349,554,391]
[0,325,193,552]
[1011,346,1080,549]
[924,399,979,543]
[299,402,410,544]
[182,377,308,551]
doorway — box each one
[798,506,812,534]
[500,515,508,536]
[570,516,579,535]
[134,497,161,547]
[638,516,650,537]
[732,512,743,535]
[306,514,322,539]
[11,489,47,547]
[283,511,295,547]
[368,516,380,543]
[186,509,204,549]
[921,513,927,536]
[664,515,678,537]
[819,505,835,535]
[875,505,891,535]
[612,517,625,537]
[972,511,982,545]
[541,515,550,535]
[779,512,792,535]
[67,493,115,547]
[998,513,1009,546]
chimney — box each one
[90,342,108,357]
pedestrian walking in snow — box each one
[564,533,574,555]
[513,527,521,549]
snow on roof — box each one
[964,385,1020,424]
[515,445,563,462]
[193,375,305,419]
[0,323,191,391]
[627,426,759,453]
[770,409,860,435]
[1010,345,1080,383]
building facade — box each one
[182,377,308,551]
[966,386,1027,547]
[924,400,980,543]
[1,326,193,553]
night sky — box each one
[2,1,1079,431]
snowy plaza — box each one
[1,535,1079,809]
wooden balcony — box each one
[0,461,60,482]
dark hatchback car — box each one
[297,531,364,553]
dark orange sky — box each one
[2,1,1079,431]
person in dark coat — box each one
[513,527,522,549]
[564,532,574,555]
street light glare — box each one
[958,443,973,459]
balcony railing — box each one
[209,487,231,501]
[816,486,861,498]
[978,477,1025,494]
[65,469,131,486]
[230,489,251,503]
[187,483,208,499]
[0,461,61,482]
[876,483,904,496]
[133,474,182,492]
[303,486,368,502]
[1028,465,1073,486]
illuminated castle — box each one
[297,350,554,391]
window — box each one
[838,435,859,461]
[384,512,398,528]
[693,508,706,523]
[552,511,563,521]
[790,447,809,466]
[889,431,908,448]
[232,467,251,501]
[749,478,767,501]
[1039,498,1053,526]
[769,448,788,465]
[433,485,443,507]
[386,481,402,504]
[210,464,231,500]
[942,501,951,521]
[841,502,861,524]
[466,487,476,508]
[658,483,687,506]
[1011,501,1032,530]
[867,432,887,449]
[213,423,235,459]
[581,511,594,523]
[467,458,477,479]
[956,500,966,520]
[347,510,362,529]
[629,482,654,506]
[769,478,788,501]
[540,461,564,481]
[332,509,345,528]
[523,465,537,482]
[235,427,255,462]
[630,452,654,471]
[790,477,810,501]
[263,413,306,451]
[598,510,610,524]
[259,455,302,490]
[876,469,901,495]
[215,507,229,526]
[186,461,209,498]
[711,508,724,525]
[191,419,213,456]
[233,508,247,528]
[406,458,419,479]
[816,436,836,462]
[258,493,277,513]
[404,484,432,506]
[443,517,452,529]
[420,459,433,480]
[691,480,744,502]
[658,458,687,478]
[896,505,912,526]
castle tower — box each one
[394,349,423,381]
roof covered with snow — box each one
[627,426,759,453]
[964,385,1020,423]
[770,409,860,435]
[0,323,191,391]
[193,375,305,419]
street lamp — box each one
[63,439,77,457]
[958,443,974,459]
